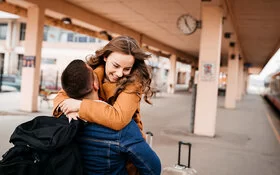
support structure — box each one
[225,44,239,108]
[236,58,244,101]
[19,6,44,112]
[187,66,196,92]
[194,5,223,137]
[167,54,177,94]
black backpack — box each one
[0,115,83,175]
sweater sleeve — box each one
[52,89,69,117]
[78,83,142,131]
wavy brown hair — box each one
[86,35,153,104]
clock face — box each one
[177,14,197,35]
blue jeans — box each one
[78,120,161,175]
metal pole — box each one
[189,83,197,133]
[189,69,198,133]
[0,55,4,92]
[39,70,43,91]
[55,70,59,90]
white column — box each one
[225,44,239,108]
[187,66,196,92]
[243,69,248,95]
[236,58,244,100]
[3,21,13,74]
[9,21,20,74]
[20,6,44,112]
[167,54,176,93]
[194,5,223,137]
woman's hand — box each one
[66,112,79,123]
[59,98,82,115]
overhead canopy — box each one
[3,0,280,68]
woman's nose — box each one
[116,69,123,77]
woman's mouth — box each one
[111,75,119,82]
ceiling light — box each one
[61,17,72,25]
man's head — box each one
[61,59,94,99]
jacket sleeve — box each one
[78,83,142,131]
[52,89,69,117]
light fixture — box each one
[61,17,72,25]
[224,32,231,39]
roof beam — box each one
[2,0,197,65]
[0,2,108,40]
[143,46,171,58]
[45,16,108,40]
[0,1,27,17]
[142,35,196,63]
[23,0,197,62]
[223,0,246,61]
[262,38,280,69]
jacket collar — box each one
[93,65,116,101]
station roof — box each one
[3,0,280,68]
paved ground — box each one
[0,90,280,175]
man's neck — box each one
[84,90,99,100]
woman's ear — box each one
[103,57,107,62]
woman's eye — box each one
[124,68,131,72]
[113,64,119,68]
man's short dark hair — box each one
[61,59,93,99]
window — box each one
[67,33,74,42]
[19,23,26,41]
[164,69,169,76]
[0,23,8,40]
[17,54,24,75]
[73,34,88,43]
[89,37,96,43]
[59,32,68,42]
[78,35,87,42]
[43,25,49,41]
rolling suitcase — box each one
[145,131,153,148]
[162,141,197,175]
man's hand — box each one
[59,98,82,115]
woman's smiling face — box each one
[104,52,135,83]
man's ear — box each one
[93,72,99,91]
[104,57,107,62]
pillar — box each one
[225,44,239,108]
[9,21,19,74]
[167,54,176,93]
[187,66,196,92]
[236,58,244,100]
[243,68,248,95]
[194,5,223,137]
[20,6,44,112]
[3,21,12,74]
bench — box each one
[152,88,161,97]
[39,89,58,108]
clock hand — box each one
[184,17,191,31]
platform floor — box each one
[0,91,279,175]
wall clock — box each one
[177,14,198,35]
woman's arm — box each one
[78,83,142,131]
[52,89,69,117]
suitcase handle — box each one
[146,131,153,136]
[145,131,153,147]
[177,141,192,168]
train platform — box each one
[0,90,279,175]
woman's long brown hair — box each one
[86,35,153,104]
